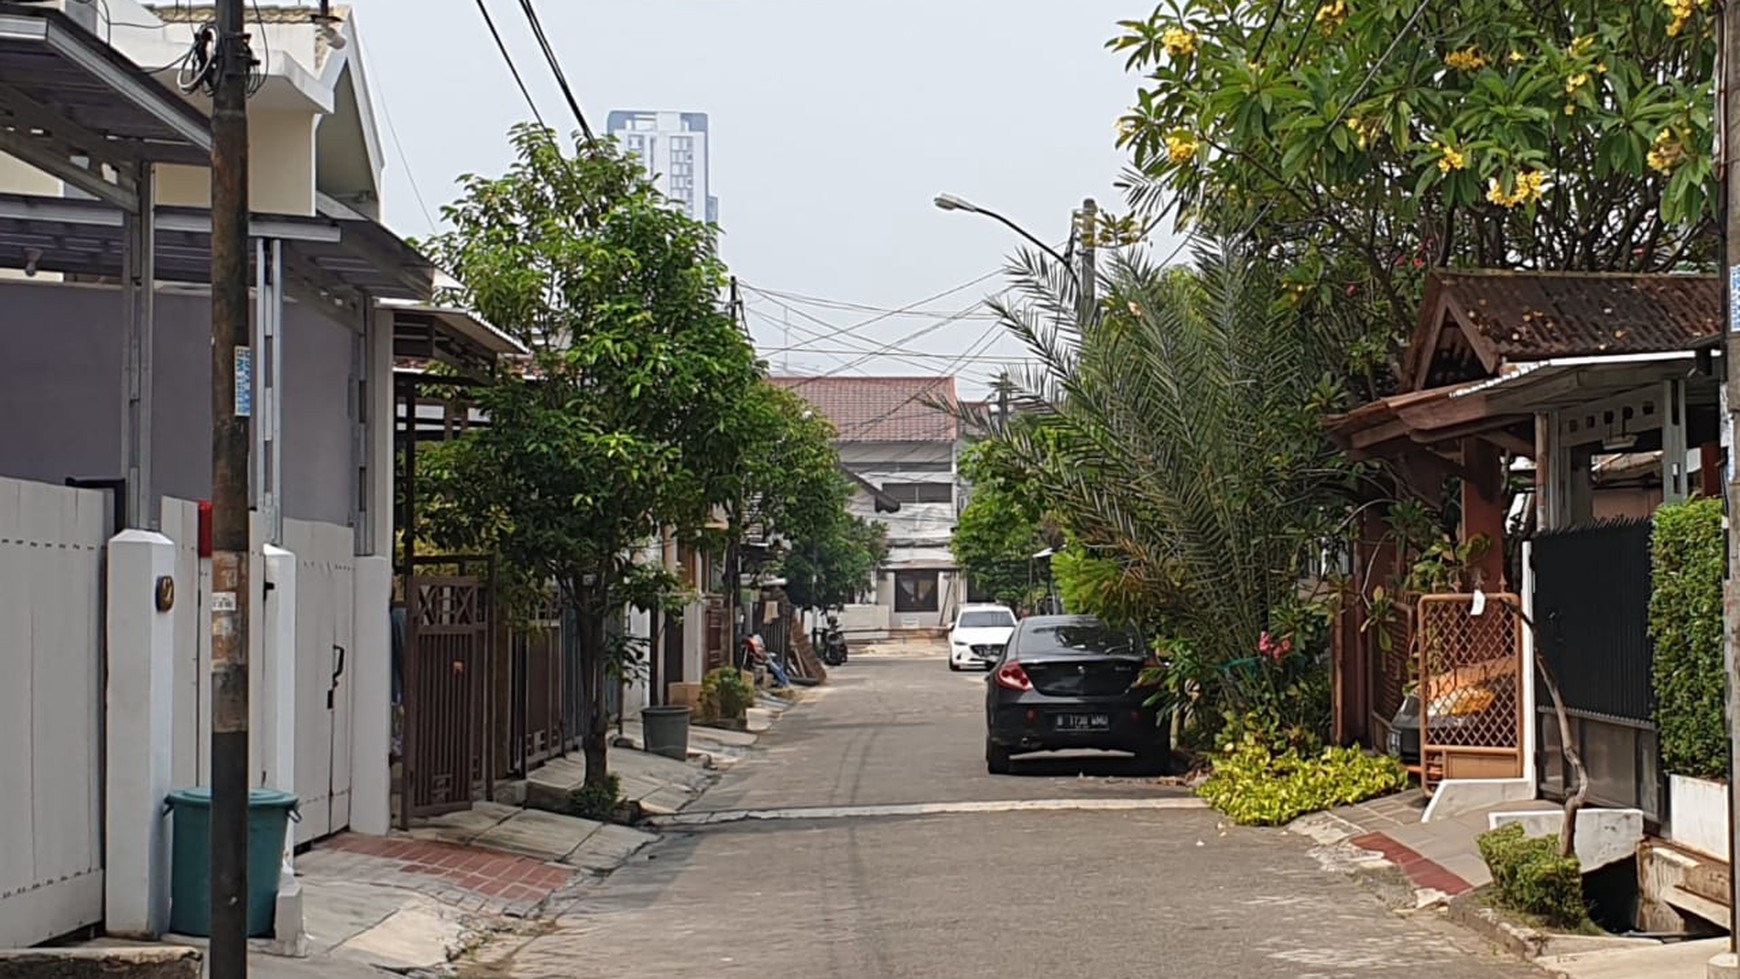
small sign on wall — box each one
[1729,265,1740,331]
[234,346,254,418]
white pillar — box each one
[1520,541,1537,786]
[104,530,176,939]
[365,307,395,560]
[261,545,298,794]
[261,544,307,957]
[350,555,393,836]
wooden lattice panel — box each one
[1416,593,1524,793]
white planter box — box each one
[1668,774,1730,862]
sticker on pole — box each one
[234,346,253,417]
[211,591,238,612]
[1470,589,1487,617]
[1730,266,1740,331]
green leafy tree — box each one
[953,441,1052,606]
[1112,0,1716,385]
[709,380,857,641]
[417,125,761,788]
[783,513,887,611]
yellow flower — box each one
[1564,72,1589,94]
[1444,47,1488,71]
[1433,140,1467,173]
[1161,26,1199,58]
[1570,35,1596,57]
[1564,103,1577,115]
[1165,131,1201,165]
[1508,49,1527,64]
[1486,171,1549,208]
[1648,128,1686,174]
[1314,0,1348,34]
[1666,0,1698,37]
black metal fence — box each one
[1530,518,1663,822]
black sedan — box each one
[983,614,1170,774]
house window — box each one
[883,482,953,504]
[894,571,939,612]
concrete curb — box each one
[1444,898,1550,961]
[0,947,202,979]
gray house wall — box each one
[0,279,355,526]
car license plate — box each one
[1054,713,1109,731]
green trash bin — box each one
[166,787,299,938]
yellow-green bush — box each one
[1198,735,1409,826]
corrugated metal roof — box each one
[1439,270,1719,360]
[151,4,351,24]
[771,375,959,443]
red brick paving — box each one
[313,832,580,916]
[1350,831,1474,897]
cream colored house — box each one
[0,2,525,947]
[1,0,384,217]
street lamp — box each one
[932,193,1074,272]
[935,191,1099,332]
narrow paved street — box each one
[469,646,1540,979]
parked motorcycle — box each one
[821,611,849,666]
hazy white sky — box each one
[352,0,1170,395]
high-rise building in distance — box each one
[604,110,717,225]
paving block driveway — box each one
[464,644,1543,979]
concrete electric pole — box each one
[209,1,254,976]
[1076,198,1097,334]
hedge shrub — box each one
[1476,823,1590,929]
[1650,498,1727,780]
[1198,735,1410,826]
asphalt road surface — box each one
[466,645,1541,979]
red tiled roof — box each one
[770,375,959,443]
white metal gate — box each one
[287,519,356,843]
[0,477,108,946]
[162,502,357,845]
[163,498,208,790]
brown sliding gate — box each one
[403,557,491,824]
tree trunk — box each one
[1518,608,1587,859]
[576,579,613,790]
[1536,652,1588,860]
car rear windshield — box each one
[958,611,1015,628]
[1021,623,1143,657]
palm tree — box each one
[987,236,1356,741]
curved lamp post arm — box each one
[934,193,1077,279]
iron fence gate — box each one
[503,595,564,778]
[1530,520,1662,821]
[405,562,490,822]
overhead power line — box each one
[744,305,1029,377]
[834,320,1008,438]
[472,0,545,126]
[514,0,596,141]
[747,285,997,320]
[738,266,1007,350]
[753,290,1004,385]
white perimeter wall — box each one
[0,477,107,946]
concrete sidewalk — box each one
[77,710,790,979]
[1292,792,1560,897]
[1538,936,1728,978]
[1291,791,1723,979]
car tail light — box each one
[995,661,1032,691]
